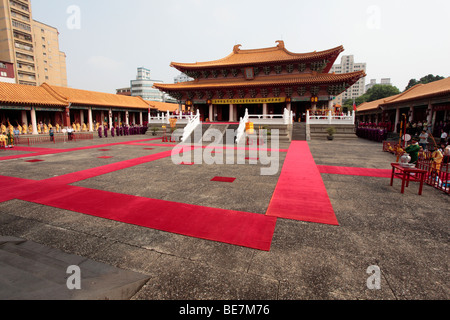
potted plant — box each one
[151,127,158,136]
[326,127,336,140]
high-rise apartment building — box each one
[33,20,67,86]
[330,55,366,105]
[0,0,67,86]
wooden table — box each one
[390,163,427,195]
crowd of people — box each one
[96,122,148,138]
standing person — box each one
[419,130,429,151]
[104,125,108,138]
[49,127,54,142]
[6,129,14,148]
[431,145,444,172]
[67,126,73,141]
[98,125,102,138]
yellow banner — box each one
[211,97,286,105]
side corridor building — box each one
[356,77,450,134]
[0,81,155,134]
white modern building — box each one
[130,67,165,102]
[174,73,193,84]
[330,55,366,106]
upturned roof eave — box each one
[153,70,365,92]
[170,45,345,71]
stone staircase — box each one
[291,122,307,141]
[202,124,229,144]
[0,236,149,300]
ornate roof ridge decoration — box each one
[170,41,344,71]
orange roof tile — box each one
[171,41,344,71]
[42,83,151,110]
[146,100,185,112]
[381,77,450,106]
[357,77,450,112]
[0,82,68,106]
[154,70,366,92]
[357,94,401,112]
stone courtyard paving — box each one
[0,134,448,302]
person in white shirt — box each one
[419,130,429,151]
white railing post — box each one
[328,110,332,124]
[306,110,310,125]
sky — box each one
[31,0,450,94]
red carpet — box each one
[0,171,276,251]
[266,141,339,226]
[211,177,236,183]
[317,165,392,178]
[18,184,277,251]
[43,149,178,185]
[25,159,44,163]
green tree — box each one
[343,84,400,109]
[404,74,445,91]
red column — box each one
[64,107,71,127]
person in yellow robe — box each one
[82,123,87,132]
[0,132,7,148]
[22,124,27,135]
[17,124,22,134]
[431,147,444,172]
[28,124,33,134]
[76,123,81,132]
[44,124,48,134]
[1,123,6,134]
[56,123,60,133]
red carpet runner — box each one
[266,141,339,226]
[18,184,276,251]
[317,165,392,178]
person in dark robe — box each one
[98,126,102,138]
[111,126,115,137]
[104,125,108,138]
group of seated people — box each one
[385,138,450,171]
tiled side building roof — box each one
[357,77,450,113]
[0,82,152,110]
[0,82,68,106]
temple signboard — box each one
[211,98,286,105]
